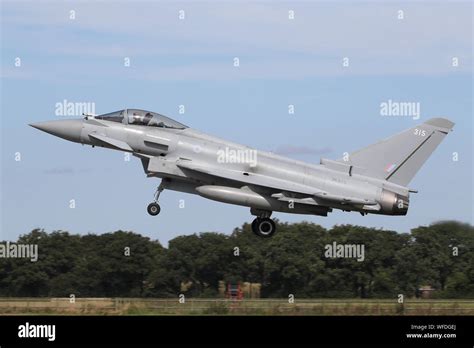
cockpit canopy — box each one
[95,109,188,129]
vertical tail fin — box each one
[339,118,454,186]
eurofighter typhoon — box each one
[30,110,454,237]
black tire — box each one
[251,217,276,238]
[251,218,259,232]
[147,202,161,216]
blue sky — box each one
[1,1,472,245]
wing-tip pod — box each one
[423,118,455,132]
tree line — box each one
[0,221,472,298]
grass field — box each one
[1,298,473,315]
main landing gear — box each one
[147,182,164,216]
[251,217,276,238]
[250,209,276,238]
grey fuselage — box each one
[73,118,409,217]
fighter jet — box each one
[30,109,454,237]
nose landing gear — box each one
[147,202,161,216]
[147,182,164,216]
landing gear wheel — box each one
[147,202,161,216]
[251,217,276,238]
[251,218,259,232]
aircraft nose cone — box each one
[30,119,83,143]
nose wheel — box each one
[147,202,161,216]
[147,182,164,216]
[251,217,276,238]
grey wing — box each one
[176,160,377,207]
[176,159,318,196]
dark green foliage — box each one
[0,221,472,298]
